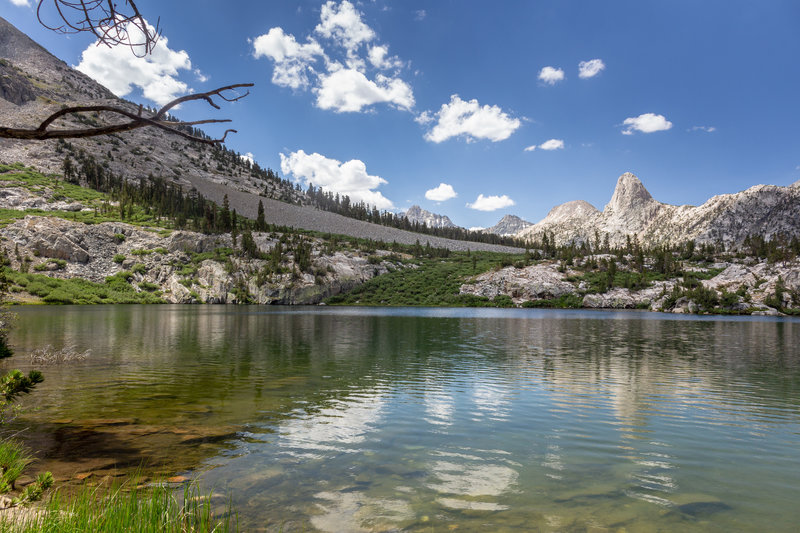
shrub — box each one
[137,281,159,292]
[687,285,719,310]
[42,289,74,304]
[522,293,583,309]
[113,254,125,264]
[492,294,515,307]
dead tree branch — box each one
[36,0,159,57]
[0,84,254,145]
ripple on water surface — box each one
[8,306,800,531]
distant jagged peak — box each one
[486,214,533,236]
[405,205,424,217]
[604,172,656,214]
[790,179,800,189]
[404,204,457,229]
[540,199,599,224]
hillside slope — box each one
[0,17,521,253]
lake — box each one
[6,306,800,531]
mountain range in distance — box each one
[407,172,800,247]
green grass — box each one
[0,438,33,493]
[326,252,525,306]
[568,269,667,294]
[189,248,235,264]
[5,269,163,305]
[0,164,172,230]
[1,479,237,532]
[689,267,726,280]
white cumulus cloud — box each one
[76,20,192,106]
[252,1,414,113]
[315,69,414,112]
[524,139,564,152]
[539,139,565,150]
[251,27,325,90]
[367,44,404,70]
[425,183,457,202]
[9,0,31,6]
[690,125,716,133]
[414,110,433,125]
[240,152,255,165]
[424,95,521,143]
[538,66,565,85]
[467,194,515,212]
[578,59,605,78]
[621,113,673,135]
[315,0,375,53]
[280,149,393,209]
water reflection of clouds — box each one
[472,381,512,421]
[423,391,454,427]
[422,377,455,427]
[426,449,518,511]
[279,392,385,457]
[311,490,414,533]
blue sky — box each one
[4,0,799,228]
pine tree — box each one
[219,194,232,233]
[256,200,266,231]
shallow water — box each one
[7,306,800,531]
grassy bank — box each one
[0,480,236,532]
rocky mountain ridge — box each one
[485,214,534,236]
[403,205,457,229]
[517,172,800,247]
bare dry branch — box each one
[0,84,254,145]
[36,0,160,57]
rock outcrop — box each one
[0,216,402,305]
[460,264,575,303]
[458,258,800,315]
[0,60,35,106]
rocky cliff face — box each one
[517,172,800,247]
[484,214,533,236]
[0,215,402,305]
[404,205,457,229]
